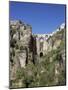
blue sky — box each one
[9,1,66,34]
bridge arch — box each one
[40,52,43,57]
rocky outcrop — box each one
[10,20,34,82]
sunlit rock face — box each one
[17,50,27,68]
[10,20,33,82]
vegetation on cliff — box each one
[10,21,66,88]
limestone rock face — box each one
[10,20,33,82]
[17,50,27,68]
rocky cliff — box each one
[9,20,66,88]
